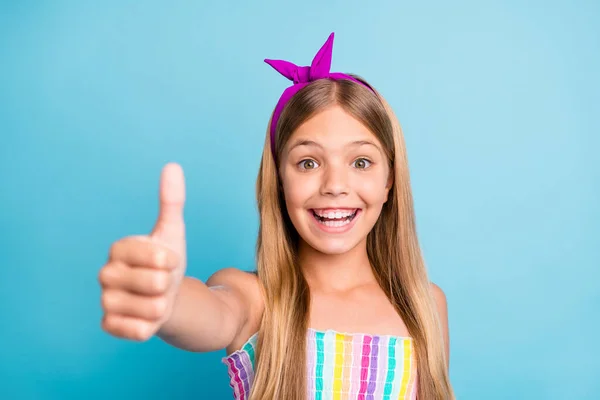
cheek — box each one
[356,175,389,204]
[283,183,304,208]
[282,175,315,209]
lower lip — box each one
[309,210,361,234]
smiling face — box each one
[279,105,392,255]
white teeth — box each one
[319,219,351,227]
[315,210,355,219]
[312,209,358,228]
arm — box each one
[431,283,450,369]
[156,268,263,352]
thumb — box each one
[151,163,186,245]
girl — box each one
[98,33,454,399]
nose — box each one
[320,163,349,197]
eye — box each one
[353,158,372,169]
[298,159,319,170]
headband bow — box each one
[264,32,374,161]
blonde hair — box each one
[250,78,455,399]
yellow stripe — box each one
[397,339,412,399]
[341,335,353,400]
[333,333,345,400]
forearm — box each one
[156,276,234,352]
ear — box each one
[384,171,394,203]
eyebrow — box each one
[287,139,381,152]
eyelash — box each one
[353,158,373,169]
[297,159,319,171]
[297,158,373,170]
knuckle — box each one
[100,315,111,333]
[100,292,112,311]
[98,266,113,286]
[109,240,122,260]
[101,314,121,336]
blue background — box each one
[1,1,598,399]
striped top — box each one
[222,328,417,400]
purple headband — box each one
[264,32,375,160]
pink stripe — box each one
[409,349,418,400]
[225,357,246,400]
[373,336,388,398]
[357,335,372,400]
[224,358,239,399]
[351,335,362,396]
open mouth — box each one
[310,209,360,228]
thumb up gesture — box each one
[99,163,188,341]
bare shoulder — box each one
[430,282,447,311]
[430,282,450,365]
[205,267,264,314]
[206,267,261,292]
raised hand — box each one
[99,163,187,341]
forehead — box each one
[288,105,377,147]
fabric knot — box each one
[294,66,312,84]
[263,33,375,164]
[265,33,334,85]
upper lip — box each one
[310,207,361,212]
[310,207,360,211]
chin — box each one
[303,237,361,256]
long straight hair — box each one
[250,78,455,399]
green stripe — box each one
[315,331,325,400]
[243,335,257,369]
[383,337,397,399]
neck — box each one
[298,237,377,293]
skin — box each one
[98,106,449,367]
[227,106,450,363]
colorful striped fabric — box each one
[222,328,417,400]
